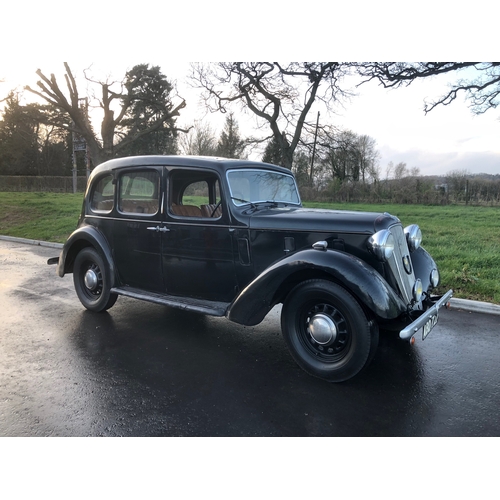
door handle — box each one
[147,226,170,233]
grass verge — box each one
[0,192,83,243]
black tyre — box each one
[281,280,374,382]
[73,248,117,312]
[366,319,380,366]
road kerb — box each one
[0,235,63,249]
[449,298,500,317]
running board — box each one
[110,286,229,317]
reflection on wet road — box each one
[1,240,499,436]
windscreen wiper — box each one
[231,197,257,210]
[231,197,283,212]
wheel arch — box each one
[58,226,116,287]
[227,249,407,326]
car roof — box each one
[89,155,293,181]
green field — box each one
[1,192,499,304]
[0,192,84,243]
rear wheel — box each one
[281,280,375,382]
[73,248,117,312]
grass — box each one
[1,192,499,304]
[0,192,83,243]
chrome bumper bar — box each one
[399,289,454,341]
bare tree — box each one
[179,121,217,156]
[356,134,380,183]
[393,161,408,180]
[190,62,351,169]
[355,62,500,115]
[25,63,187,165]
[322,130,359,182]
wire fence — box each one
[0,176,88,193]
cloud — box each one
[380,147,500,177]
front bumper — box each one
[399,289,453,341]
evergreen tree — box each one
[216,113,245,158]
[0,92,71,175]
[262,135,284,166]
[118,64,179,156]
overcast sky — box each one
[2,2,498,178]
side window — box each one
[90,174,114,213]
[169,171,222,219]
[118,170,159,215]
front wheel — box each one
[73,247,117,312]
[281,280,375,382]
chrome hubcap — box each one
[307,313,337,345]
[84,268,98,291]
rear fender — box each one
[227,248,406,326]
[57,225,115,286]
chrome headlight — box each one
[368,229,395,262]
[413,279,423,302]
[431,268,440,288]
[404,224,422,252]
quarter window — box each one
[118,170,159,215]
[90,174,114,213]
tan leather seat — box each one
[119,199,158,214]
[171,204,203,217]
[200,204,222,218]
[92,199,114,212]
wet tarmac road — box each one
[1,239,499,436]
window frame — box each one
[167,167,223,220]
[116,168,161,217]
[89,173,115,214]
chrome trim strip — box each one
[399,289,453,340]
[250,228,371,235]
[86,214,233,228]
[163,221,233,228]
[85,215,162,223]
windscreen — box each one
[227,169,301,206]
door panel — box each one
[112,168,164,292]
[162,167,237,302]
[162,222,235,301]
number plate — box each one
[422,313,439,340]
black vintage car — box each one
[50,155,453,382]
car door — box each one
[161,167,237,302]
[112,167,165,292]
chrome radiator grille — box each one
[387,224,416,305]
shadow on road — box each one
[65,300,427,436]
